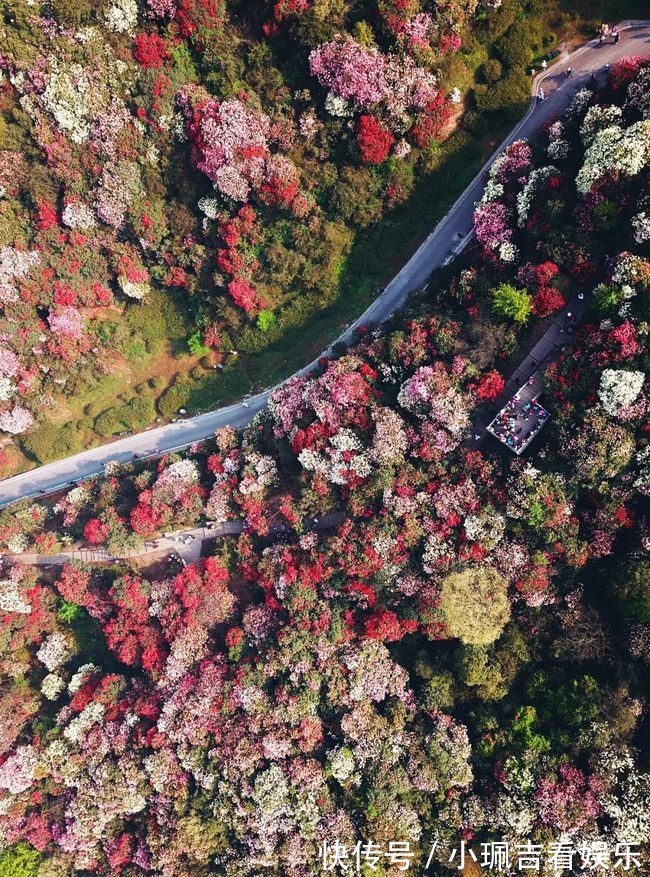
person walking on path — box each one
[541,59,547,70]
[566,66,573,77]
[613,29,620,44]
[538,88,546,102]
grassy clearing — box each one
[16,289,252,467]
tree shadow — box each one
[242,117,518,386]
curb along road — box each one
[1,22,648,508]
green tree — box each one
[473,69,531,118]
[188,331,210,357]
[94,407,124,437]
[454,644,507,700]
[496,20,540,69]
[439,566,511,646]
[612,559,650,622]
[593,283,627,313]
[491,283,532,323]
[57,600,84,623]
[48,0,94,26]
[330,167,383,228]
[0,843,41,877]
[477,59,503,84]
[158,380,192,417]
[256,310,277,333]
[21,422,82,463]
[421,671,456,710]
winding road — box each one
[1,20,648,508]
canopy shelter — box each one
[486,380,550,455]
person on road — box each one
[538,88,546,102]
[613,29,620,44]
[566,67,572,77]
[541,59,547,70]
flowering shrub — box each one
[309,36,438,122]
[598,369,645,416]
[356,115,395,164]
[133,32,170,68]
[474,369,505,401]
[0,15,648,877]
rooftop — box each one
[486,385,550,455]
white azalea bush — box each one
[598,369,645,417]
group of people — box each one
[487,395,550,455]
[535,23,622,102]
[558,310,577,337]
[599,24,620,45]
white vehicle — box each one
[242,402,250,408]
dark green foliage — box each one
[612,559,650,622]
[496,19,541,68]
[95,397,156,436]
[527,671,606,742]
[20,422,83,464]
[157,379,192,418]
[477,58,503,84]
[593,283,628,313]
[330,167,384,228]
[473,69,531,117]
[158,360,249,417]
[48,0,94,25]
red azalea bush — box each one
[133,33,170,68]
[474,370,505,401]
[356,115,395,164]
[533,286,565,317]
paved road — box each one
[1,21,648,508]
[7,512,346,566]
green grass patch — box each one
[95,397,157,437]
[20,421,86,464]
[158,359,250,417]
[126,286,194,355]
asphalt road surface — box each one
[1,20,648,507]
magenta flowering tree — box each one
[474,200,514,251]
[491,139,534,186]
[182,93,303,209]
[47,306,84,340]
[309,35,438,120]
[309,37,390,107]
[535,763,605,834]
[0,347,20,379]
[185,96,270,199]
